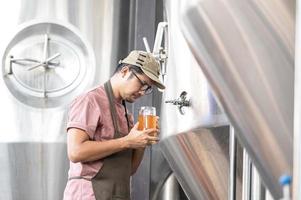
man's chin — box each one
[125,97,135,103]
[124,95,140,103]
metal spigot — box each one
[143,22,168,93]
[165,91,191,115]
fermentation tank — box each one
[158,0,238,199]
[158,0,294,199]
[0,1,132,199]
[159,0,294,199]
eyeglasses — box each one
[131,71,153,94]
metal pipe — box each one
[142,37,151,53]
[229,126,237,200]
[152,22,168,55]
[150,170,173,200]
[251,166,265,200]
[294,0,301,198]
[242,149,252,200]
[265,189,275,200]
[162,173,180,200]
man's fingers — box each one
[130,122,139,131]
[147,136,159,145]
[147,136,159,141]
[143,128,158,134]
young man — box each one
[63,50,165,200]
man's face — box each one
[121,67,153,103]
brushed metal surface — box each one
[0,0,132,199]
[160,126,242,200]
[2,21,95,107]
[160,0,231,199]
[181,0,294,198]
[161,0,228,139]
[0,143,68,200]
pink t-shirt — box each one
[63,85,133,200]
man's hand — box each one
[123,122,159,149]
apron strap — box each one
[68,176,91,181]
[104,81,120,138]
[122,100,130,133]
[104,80,130,138]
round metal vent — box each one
[2,20,95,108]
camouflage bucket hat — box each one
[120,50,165,89]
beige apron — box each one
[69,81,132,200]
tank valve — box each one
[279,174,292,200]
[165,91,191,115]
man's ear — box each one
[120,65,130,78]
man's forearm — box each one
[131,148,146,175]
[68,137,128,163]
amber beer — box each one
[138,114,144,131]
[138,106,157,136]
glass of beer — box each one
[138,106,157,134]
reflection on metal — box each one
[0,0,132,199]
[181,0,294,198]
[165,91,191,115]
[229,126,237,200]
[160,126,242,200]
[150,158,173,200]
[158,173,180,200]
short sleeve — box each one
[67,96,101,139]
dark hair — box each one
[114,63,144,75]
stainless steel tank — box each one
[180,0,294,198]
[0,0,132,199]
[159,0,240,199]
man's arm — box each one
[67,123,158,163]
[67,128,128,163]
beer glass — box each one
[138,106,157,133]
